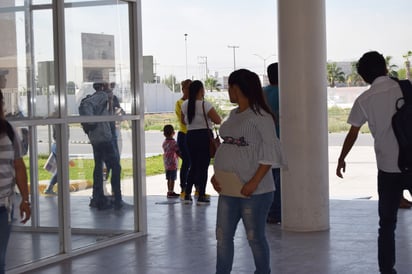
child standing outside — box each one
[162,125,180,198]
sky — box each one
[141,0,412,81]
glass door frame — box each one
[7,0,147,272]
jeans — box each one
[177,131,191,192]
[0,207,11,274]
[104,138,120,181]
[92,141,122,202]
[267,168,281,221]
[377,170,412,273]
[186,129,210,197]
[216,192,274,274]
[46,143,58,190]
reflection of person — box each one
[336,51,412,274]
[0,88,31,274]
[84,78,123,210]
[181,80,221,204]
[103,82,124,183]
[211,69,283,274]
[263,62,282,224]
[1,70,29,155]
[44,125,58,195]
[175,79,191,200]
[162,124,180,198]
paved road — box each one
[35,125,373,157]
[36,126,165,156]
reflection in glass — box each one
[69,123,134,249]
[7,124,60,270]
[0,8,56,119]
[65,3,131,116]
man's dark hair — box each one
[356,51,387,84]
[267,63,279,85]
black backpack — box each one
[78,94,98,134]
[392,78,412,173]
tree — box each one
[162,75,180,92]
[204,76,221,92]
[385,55,398,78]
[327,62,346,87]
[345,62,365,87]
[403,51,412,80]
[397,68,407,80]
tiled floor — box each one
[6,143,412,274]
[8,196,412,274]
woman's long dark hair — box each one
[228,69,275,122]
[187,80,204,124]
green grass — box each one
[146,155,165,176]
[328,106,370,133]
[28,155,135,181]
[145,107,370,133]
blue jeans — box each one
[267,168,281,221]
[377,170,412,273]
[186,129,210,197]
[177,131,191,192]
[0,207,11,274]
[92,141,122,202]
[46,143,58,190]
[216,192,274,274]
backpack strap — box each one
[5,121,14,145]
[392,77,412,104]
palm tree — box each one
[327,62,346,87]
[346,62,365,87]
[385,55,398,78]
[402,51,412,79]
[205,77,221,92]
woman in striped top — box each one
[0,86,31,274]
[211,69,284,274]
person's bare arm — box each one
[241,164,272,197]
[14,158,31,223]
[208,108,222,125]
[336,126,361,178]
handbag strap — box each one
[202,101,218,139]
[202,100,211,130]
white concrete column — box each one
[278,0,329,231]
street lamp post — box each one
[228,45,239,71]
[253,54,276,76]
[198,56,208,80]
[184,33,188,78]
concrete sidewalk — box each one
[49,143,388,201]
[145,145,384,200]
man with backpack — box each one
[79,77,123,210]
[336,51,412,274]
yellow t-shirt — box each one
[175,99,187,134]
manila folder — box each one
[214,169,248,198]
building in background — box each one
[81,32,115,82]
